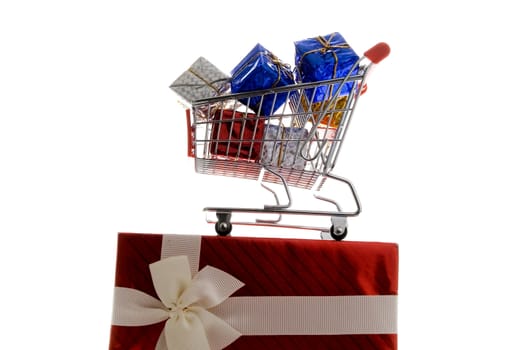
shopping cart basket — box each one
[185,42,390,240]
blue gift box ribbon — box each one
[231,44,294,116]
[295,32,360,103]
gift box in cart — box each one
[109,232,398,349]
[185,42,390,240]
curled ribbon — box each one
[112,256,245,350]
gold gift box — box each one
[300,94,348,128]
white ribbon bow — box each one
[112,255,245,350]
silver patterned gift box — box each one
[170,57,230,118]
[261,124,309,170]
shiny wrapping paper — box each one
[170,57,230,119]
[209,109,265,161]
[109,233,398,350]
[231,44,295,117]
[260,124,308,170]
[294,32,359,127]
[299,93,349,128]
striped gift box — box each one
[109,233,398,350]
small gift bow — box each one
[112,256,245,350]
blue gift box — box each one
[231,44,295,116]
[294,32,360,104]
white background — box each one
[1,1,524,349]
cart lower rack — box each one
[186,43,390,240]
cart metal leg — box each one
[206,171,360,240]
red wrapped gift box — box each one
[109,233,398,350]
[209,109,265,160]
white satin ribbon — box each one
[112,235,397,349]
[112,255,245,350]
[213,295,397,335]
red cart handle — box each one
[364,42,390,64]
[359,42,390,95]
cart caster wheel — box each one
[330,225,347,241]
[215,221,232,236]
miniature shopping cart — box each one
[185,43,390,240]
